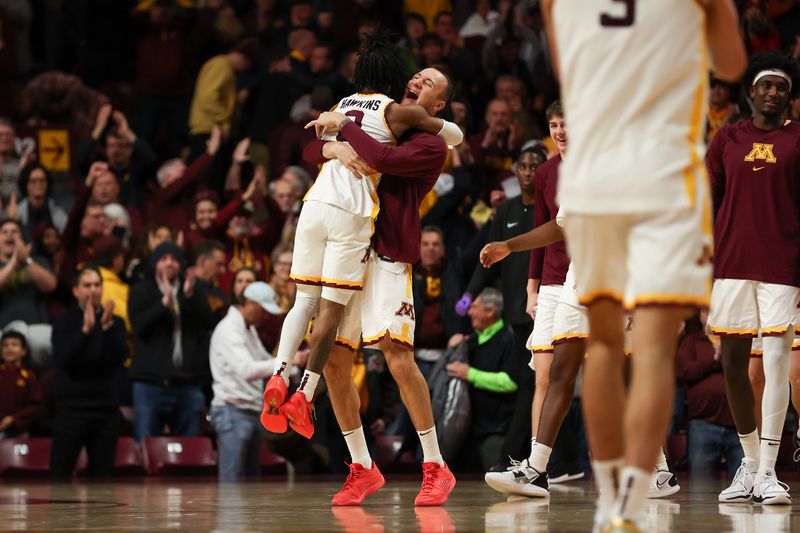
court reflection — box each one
[719,502,791,533]
[485,496,550,532]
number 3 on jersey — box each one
[336,110,364,141]
[345,110,364,127]
[601,0,635,27]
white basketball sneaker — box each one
[752,469,791,505]
[718,458,756,503]
[484,458,550,498]
[647,469,680,499]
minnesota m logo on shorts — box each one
[744,143,777,163]
[395,302,415,320]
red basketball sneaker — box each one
[332,462,386,506]
[260,375,288,433]
[415,462,456,506]
[281,391,315,438]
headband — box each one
[752,69,792,91]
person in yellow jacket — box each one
[188,38,259,151]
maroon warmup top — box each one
[707,120,800,287]
[528,154,570,286]
[303,121,447,264]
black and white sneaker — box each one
[484,458,550,498]
[719,458,756,503]
[647,469,680,499]
[753,469,792,505]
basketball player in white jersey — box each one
[482,209,681,502]
[260,31,463,439]
[541,1,746,531]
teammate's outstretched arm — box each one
[703,0,747,81]
[479,219,563,268]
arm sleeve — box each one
[341,122,447,178]
[466,367,518,393]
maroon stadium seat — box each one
[0,438,52,477]
[141,436,217,475]
[74,438,145,476]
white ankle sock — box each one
[418,426,444,466]
[529,443,552,472]
[343,426,372,468]
[299,369,321,402]
[739,429,760,465]
[272,290,319,386]
[614,466,650,522]
[655,448,669,472]
[592,458,624,511]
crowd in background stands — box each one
[0,0,799,478]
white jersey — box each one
[553,0,708,214]
[304,93,396,218]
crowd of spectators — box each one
[0,0,798,478]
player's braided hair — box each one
[743,52,800,100]
[354,26,409,102]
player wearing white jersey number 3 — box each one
[260,30,463,440]
[542,1,746,532]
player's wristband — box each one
[437,120,464,147]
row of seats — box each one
[0,437,289,477]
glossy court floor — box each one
[0,477,799,532]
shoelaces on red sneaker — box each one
[420,464,439,493]
[340,463,364,493]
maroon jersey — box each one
[303,122,447,264]
[528,154,570,285]
[707,120,800,286]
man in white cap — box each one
[209,281,283,482]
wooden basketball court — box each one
[1,477,798,531]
